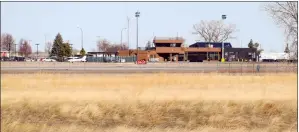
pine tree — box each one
[63,43,72,57]
[80,48,86,56]
[284,43,290,53]
[50,33,64,61]
[248,39,254,48]
[253,42,259,49]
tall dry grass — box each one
[1,73,297,132]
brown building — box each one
[117,37,222,62]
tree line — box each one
[0,33,84,61]
[1,33,32,57]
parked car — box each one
[15,57,25,61]
[1,57,9,61]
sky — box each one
[1,2,287,53]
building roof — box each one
[153,37,185,44]
[189,42,232,48]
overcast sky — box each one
[1,2,286,52]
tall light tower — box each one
[127,17,130,49]
[221,14,227,63]
[77,25,84,49]
[121,28,127,50]
[35,43,39,60]
[135,11,140,62]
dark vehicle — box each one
[12,56,25,61]
[1,57,10,61]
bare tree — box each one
[193,20,237,42]
[97,38,129,52]
[97,39,111,52]
[106,44,128,52]
[45,41,52,55]
[1,33,15,54]
[264,2,298,59]
[119,43,129,50]
[18,39,32,57]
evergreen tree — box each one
[248,39,254,48]
[253,42,259,49]
[284,43,290,53]
[50,33,64,61]
[80,48,86,56]
[63,43,72,57]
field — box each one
[1,73,297,132]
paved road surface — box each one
[1,66,296,74]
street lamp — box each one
[69,44,73,57]
[14,44,17,56]
[127,17,130,49]
[221,15,226,63]
[77,25,84,49]
[121,28,127,50]
[35,44,39,60]
[135,11,140,62]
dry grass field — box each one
[1,73,297,132]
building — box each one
[117,37,222,62]
[29,52,49,59]
[87,37,259,62]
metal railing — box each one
[1,61,297,74]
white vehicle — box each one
[42,58,56,62]
[67,56,87,62]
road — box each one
[1,62,297,74]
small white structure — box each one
[259,52,290,61]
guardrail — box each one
[1,61,297,74]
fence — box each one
[86,56,136,62]
[1,62,297,74]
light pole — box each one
[127,17,130,49]
[70,44,73,57]
[121,28,127,50]
[35,44,39,60]
[221,15,226,63]
[22,43,25,57]
[44,34,47,52]
[135,11,140,62]
[14,44,17,56]
[77,25,83,49]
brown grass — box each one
[1,73,297,132]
